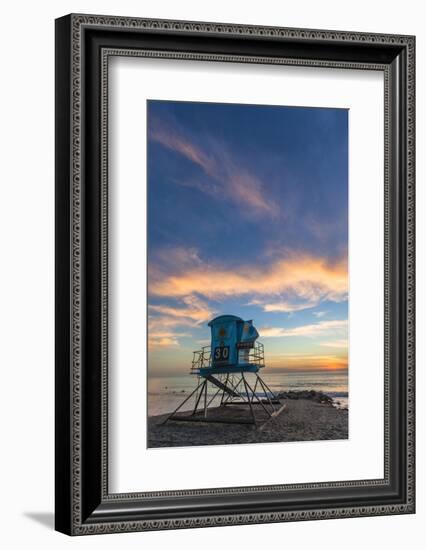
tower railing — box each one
[191,346,212,372]
[190,342,265,373]
[249,341,265,368]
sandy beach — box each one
[147,391,348,448]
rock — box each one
[276,390,333,405]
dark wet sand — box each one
[147,398,348,448]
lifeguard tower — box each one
[163,315,286,426]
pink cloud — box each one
[149,117,279,218]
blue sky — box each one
[147,100,348,376]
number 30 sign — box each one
[213,346,229,363]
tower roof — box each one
[207,314,243,326]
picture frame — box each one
[55,13,415,535]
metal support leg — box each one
[192,379,207,415]
[162,379,205,424]
[250,376,259,403]
[258,376,279,400]
[203,379,208,417]
[243,375,272,417]
[220,374,229,405]
[206,385,222,408]
[242,373,257,425]
[221,378,236,405]
[257,375,276,413]
[222,376,245,405]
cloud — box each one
[151,247,203,269]
[149,251,348,305]
[148,249,347,350]
[149,116,279,218]
[149,118,215,174]
[250,298,320,313]
[149,296,214,326]
[148,330,190,350]
[148,295,215,350]
[313,310,328,318]
[305,212,347,248]
[259,319,347,338]
[320,339,348,348]
[266,352,348,371]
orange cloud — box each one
[148,295,214,350]
[320,339,348,348]
[149,252,348,304]
[148,329,192,350]
[149,296,214,326]
[266,352,348,371]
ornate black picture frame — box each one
[55,14,415,535]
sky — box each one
[147,100,348,378]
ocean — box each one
[148,370,348,416]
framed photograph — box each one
[55,14,415,535]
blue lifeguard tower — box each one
[164,315,285,426]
